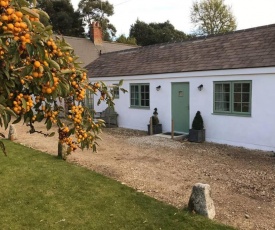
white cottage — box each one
[86,24,275,152]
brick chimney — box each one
[90,22,103,45]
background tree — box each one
[129,20,189,46]
[116,34,137,45]
[78,0,116,41]
[191,0,237,35]
[0,0,115,158]
[36,0,85,37]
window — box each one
[130,83,150,108]
[110,84,119,99]
[84,90,94,110]
[214,81,251,115]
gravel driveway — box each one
[4,122,275,230]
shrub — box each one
[191,111,204,130]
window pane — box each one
[214,83,230,112]
[130,85,139,106]
[242,83,250,92]
[234,93,241,102]
[140,84,149,107]
[242,103,250,112]
[141,85,145,93]
[215,102,230,111]
[234,103,242,112]
[224,93,230,101]
[234,83,242,92]
[223,84,230,92]
[242,93,250,103]
[215,84,222,92]
[215,93,223,101]
[112,84,119,99]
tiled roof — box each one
[61,36,138,67]
[87,24,275,78]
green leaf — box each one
[4,80,15,88]
[120,88,128,93]
[48,132,55,137]
[31,21,45,29]
[5,108,16,117]
[17,0,30,7]
[49,60,60,71]
[0,33,13,38]
[38,9,49,19]
[21,98,27,110]
[36,112,44,122]
[61,69,74,74]
[23,111,31,124]
[46,119,52,130]
[2,111,8,130]
[12,116,21,124]
[21,7,39,18]
[3,69,10,80]
[4,82,10,99]
[11,50,20,64]
[60,46,73,51]
[22,15,32,30]
[26,43,34,56]
[68,128,75,136]
[58,81,70,97]
[20,65,32,77]
[51,89,57,100]
[36,44,45,60]
[118,79,124,86]
[0,95,6,104]
[57,118,63,127]
[45,25,53,31]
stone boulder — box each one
[188,183,216,219]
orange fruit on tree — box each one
[7,23,14,30]
[15,11,23,18]
[0,1,7,7]
[6,8,14,15]
[34,61,41,68]
[1,15,8,21]
[46,88,52,94]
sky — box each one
[71,0,275,37]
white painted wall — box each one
[91,67,275,152]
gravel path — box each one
[3,122,275,230]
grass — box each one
[0,140,235,230]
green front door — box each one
[172,82,189,133]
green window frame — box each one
[130,83,150,108]
[213,81,252,116]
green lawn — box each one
[0,140,235,230]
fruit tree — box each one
[0,0,116,157]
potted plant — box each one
[188,111,205,142]
[148,108,162,135]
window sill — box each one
[129,106,150,110]
[212,112,251,117]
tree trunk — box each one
[58,141,67,160]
